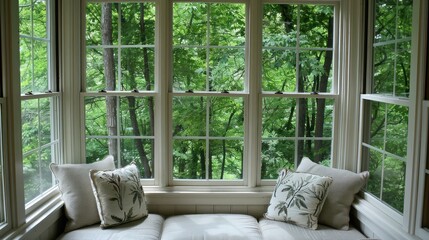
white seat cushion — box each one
[57,214,164,240]
[161,214,263,240]
[259,218,367,240]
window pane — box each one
[372,0,412,97]
[262,49,296,92]
[374,0,397,43]
[84,96,155,178]
[19,0,50,94]
[172,96,244,180]
[262,97,334,178]
[365,147,406,213]
[385,105,408,157]
[173,3,245,92]
[263,4,298,48]
[173,47,206,91]
[263,4,334,93]
[261,140,295,179]
[86,47,118,91]
[23,146,54,203]
[262,98,296,138]
[85,2,155,91]
[209,140,243,180]
[373,44,395,94]
[173,139,205,179]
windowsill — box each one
[143,186,273,205]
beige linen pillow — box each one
[50,155,116,232]
[265,169,333,229]
[90,163,148,228]
[296,157,369,230]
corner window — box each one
[19,0,59,204]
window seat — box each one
[56,213,368,240]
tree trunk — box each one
[102,3,118,161]
[314,17,333,163]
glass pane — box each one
[85,138,109,164]
[39,98,53,146]
[173,3,207,46]
[369,101,386,149]
[121,3,155,45]
[298,139,331,166]
[19,0,32,36]
[209,4,245,46]
[33,0,47,39]
[173,139,205,179]
[20,38,32,94]
[396,41,411,97]
[172,96,206,137]
[86,47,118,91]
[374,0,397,43]
[297,98,334,138]
[121,139,154,178]
[373,44,395,94]
[209,140,243,180]
[262,98,296,138]
[262,49,296,92]
[121,47,154,91]
[23,146,54,203]
[385,105,408,157]
[382,156,405,212]
[33,40,49,92]
[298,50,333,93]
[85,3,119,46]
[397,0,413,39]
[209,48,244,91]
[119,97,154,136]
[85,96,109,136]
[173,47,206,91]
[209,97,243,137]
[366,147,383,198]
[22,99,39,153]
[263,4,298,48]
[86,3,103,46]
[299,5,334,48]
[261,140,295,179]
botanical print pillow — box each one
[90,163,148,228]
[265,169,332,230]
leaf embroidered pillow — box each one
[265,169,333,229]
[90,163,148,228]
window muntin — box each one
[19,0,59,204]
[0,103,5,225]
[261,4,336,179]
[172,3,245,92]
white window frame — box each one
[17,0,61,212]
[357,0,428,234]
[416,100,429,239]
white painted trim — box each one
[404,0,427,233]
[416,101,429,239]
[352,196,420,240]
